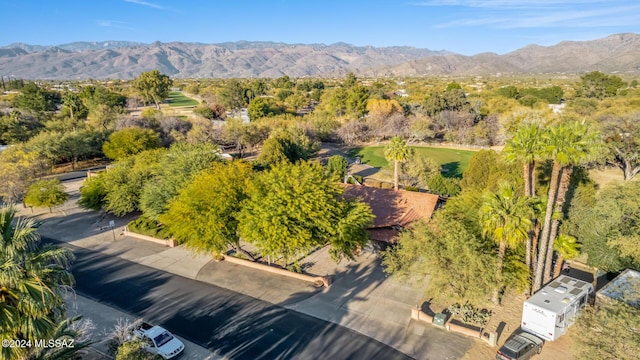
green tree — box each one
[424,89,470,117]
[496,85,520,99]
[103,127,161,160]
[133,70,173,109]
[384,135,411,191]
[0,111,43,144]
[382,216,498,305]
[78,176,107,211]
[101,149,164,216]
[160,161,254,258]
[218,80,248,110]
[238,161,372,266]
[601,112,640,180]
[566,180,640,272]
[344,72,357,88]
[400,154,440,189]
[0,206,75,360]
[139,143,221,220]
[61,92,88,120]
[13,82,60,112]
[258,128,318,166]
[573,302,640,360]
[247,97,280,120]
[427,173,461,197]
[345,85,369,118]
[579,71,625,99]
[479,182,533,273]
[24,179,69,213]
[326,155,348,182]
[0,145,49,203]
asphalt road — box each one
[52,239,413,360]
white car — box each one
[131,322,185,359]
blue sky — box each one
[2,0,640,55]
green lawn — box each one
[167,92,199,107]
[347,146,476,178]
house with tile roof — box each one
[342,184,440,249]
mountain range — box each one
[1,34,639,80]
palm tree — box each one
[0,205,75,360]
[533,121,601,291]
[543,121,601,284]
[479,182,533,272]
[552,234,580,278]
[27,316,94,360]
[384,136,411,190]
[503,123,544,197]
[503,123,545,273]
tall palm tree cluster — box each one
[0,205,77,360]
[484,119,601,294]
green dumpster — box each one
[433,313,447,327]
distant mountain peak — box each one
[1,33,639,79]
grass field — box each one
[167,92,199,107]
[347,146,476,177]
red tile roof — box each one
[342,184,439,242]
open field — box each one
[167,91,199,107]
[347,146,476,178]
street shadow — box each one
[36,210,139,243]
[53,242,173,319]
[244,257,412,360]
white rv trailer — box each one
[521,275,593,341]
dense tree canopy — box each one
[24,179,69,212]
[257,127,318,166]
[139,143,221,220]
[133,70,173,109]
[382,216,498,305]
[100,149,163,216]
[13,82,60,112]
[237,161,373,266]
[102,127,161,160]
[578,71,625,99]
[160,161,254,257]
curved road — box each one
[53,239,413,360]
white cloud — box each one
[97,20,136,31]
[124,0,164,10]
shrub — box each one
[405,186,419,192]
[127,216,172,240]
[448,302,492,327]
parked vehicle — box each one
[521,275,593,341]
[130,321,185,359]
[496,331,544,360]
